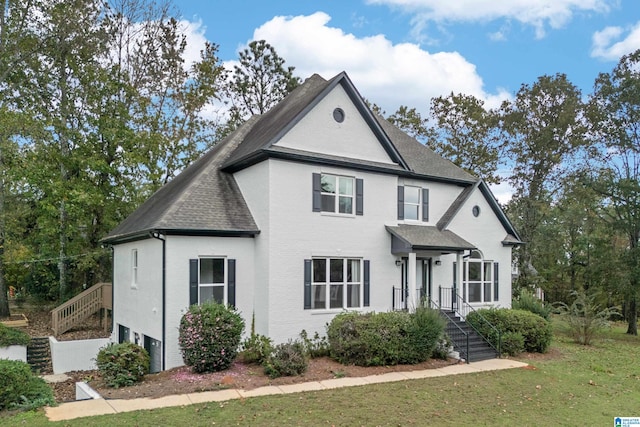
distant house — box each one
[102,72,522,372]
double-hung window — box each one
[188,258,237,307]
[321,174,354,214]
[199,258,226,304]
[311,258,362,309]
[313,173,364,215]
[397,185,429,221]
[131,249,138,288]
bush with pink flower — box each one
[178,302,244,373]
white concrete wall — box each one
[0,345,27,362]
[275,85,396,165]
[112,238,163,344]
[49,337,110,374]
[163,235,256,370]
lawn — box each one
[2,322,638,426]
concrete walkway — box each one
[45,358,528,422]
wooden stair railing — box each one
[51,282,112,335]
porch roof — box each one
[386,224,476,254]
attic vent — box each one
[333,107,345,123]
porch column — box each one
[408,252,417,309]
[455,252,464,299]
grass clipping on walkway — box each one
[3,321,639,427]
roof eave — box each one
[102,228,260,245]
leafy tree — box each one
[501,74,586,292]
[588,49,640,335]
[387,105,433,141]
[224,40,300,134]
[428,93,503,184]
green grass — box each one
[2,323,639,426]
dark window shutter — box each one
[422,188,429,222]
[228,259,236,308]
[397,186,404,220]
[312,173,321,212]
[453,262,457,290]
[304,259,312,309]
[189,259,198,306]
[356,178,364,216]
[363,260,370,307]
[493,262,499,301]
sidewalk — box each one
[45,358,528,422]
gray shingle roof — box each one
[104,71,513,245]
[386,224,476,252]
[103,117,261,243]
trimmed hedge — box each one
[179,302,244,373]
[0,359,54,411]
[327,307,445,366]
[467,308,552,356]
[0,323,30,347]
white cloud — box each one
[244,12,507,116]
[591,22,640,61]
[368,0,611,39]
[179,19,209,68]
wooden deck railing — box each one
[51,282,112,335]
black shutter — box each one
[228,259,236,308]
[397,186,404,220]
[304,259,312,309]
[356,178,364,216]
[453,262,457,290]
[363,260,370,307]
[312,173,321,212]
[493,262,499,301]
[422,188,429,222]
[189,259,198,306]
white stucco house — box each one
[102,72,522,372]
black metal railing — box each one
[438,286,501,358]
[431,298,469,363]
[392,287,428,311]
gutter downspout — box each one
[150,231,166,371]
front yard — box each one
[1,320,638,426]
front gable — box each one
[274,82,397,165]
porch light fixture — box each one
[395,259,402,266]
[434,260,442,266]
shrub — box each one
[96,342,149,388]
[299,330,330,358]
[326,309,445,366]
[467,308,552,355]
[239,333,273,364]
[512,291,551,320]
[263,340,308,379]
[403,306,446,364]
[554,290,617,345]
[327,311,410,366]
[500,331,525,356]
[432,334,453,360]
[0,359,55,411]
[179,302,244,373]
[0,324,30,347]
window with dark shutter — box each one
[189,259,198,306]
[312,173,321,212]
[397,186,404,220]
[493,262,499,301]
[356,178,364,216]
[228,259,236,308]
[304,259,312,309]
[422,188,429,222]
[363,260,370,307]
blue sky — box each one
[174,0,640,201]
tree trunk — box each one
[0,143,9,318]
[627,293,637,336]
